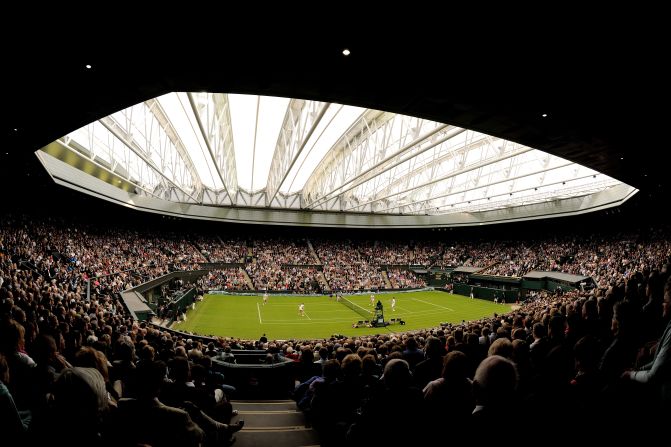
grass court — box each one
[172,290,510,340]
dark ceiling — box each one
[2,23,669,218]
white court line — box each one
[265,317,359,323]
[263,310,451,325]
[262,321,324,325]
[273,307,461,324]
[401,309,456,318]
[257,303,263,324]
[299,308,353,312]
[386,307,452,318]
[411,298,454,311]
[266,302,336,307]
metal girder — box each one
[343,146,534,212]
[50,91,630,223]
[98,117,200,203]
[306,123,455,211]
[348,131,492,208]
[225,189,303,209]
[265,100,329,205]
[107,102,198,201]
[341,134,523,212]
[57,136,165,200]
[144,98,203,192]
[68,123,160,190]
[376,161,575,214]
[301,109,395,208]
[188,93,238,204]
[302,114,454,210]
[436,177,619,215]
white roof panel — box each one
[53,92,630,215]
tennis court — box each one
[172,290,509,340]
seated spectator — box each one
[218,346,236,364]
[413,336,444,389]
[570,336,604,414]
[471,355,518,425]
[622,279,671,411]
[348,359,424,445]
[423,351,473,425]
[600,300,638,383]
[36,366,110,446]
[0,353,30,443]
[108,361,205,447]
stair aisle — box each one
[317,271,330,292]
[381,270,392,288]
[240,267,255,290]
[230,400,319,447]
[306,239,321,264]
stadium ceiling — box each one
[4,26,665,227]
[37,92,633,225]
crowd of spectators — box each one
[358,240,413,265]
[246,264,320,293]
[192,235,246,263]
[252,238,317,266]
[314,240,387,291]
[198,268,250,291]
[2,214,671,444]
[288,272,670,443]
[386,268,424,289]
[187,236,430,292]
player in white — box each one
[298,303,305,317]
[263,291,269,305]
[391,297,396,312]
[370,294,376,306]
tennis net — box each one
[340,296,374,320]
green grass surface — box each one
[172,290,510,340]
[173,291,510,339]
